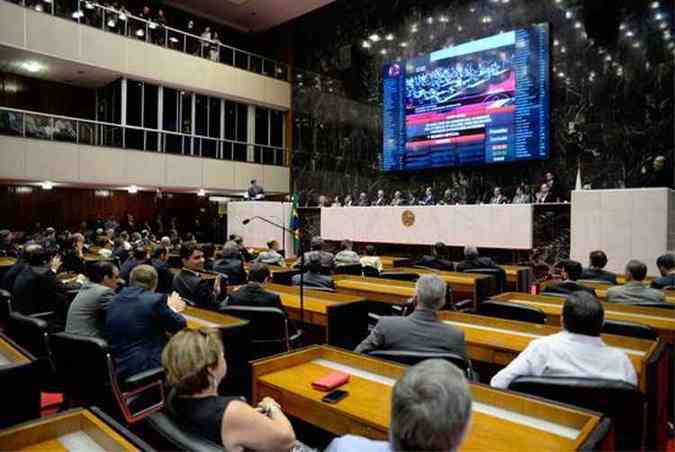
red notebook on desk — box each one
[311,371,350,391]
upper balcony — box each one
[0,0,291,109]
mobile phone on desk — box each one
[321,389,349,404]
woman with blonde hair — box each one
[162,329,297,451]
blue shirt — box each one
[326,435,391,452]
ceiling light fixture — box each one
[41,181,53,190]
[22,61,44,73]
[128,185,138,194]
[369,33,380,42]
[197,189,206,197]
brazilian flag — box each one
[290,193,301,255]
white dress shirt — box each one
[490,331,637,389]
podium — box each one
[571,188,674,276]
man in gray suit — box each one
[292,255,334,289]
[65,261,120,337]
[355,275,466,357]
[607,260,666,305]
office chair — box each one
[478,300,547,324]
[366,350,477,381]
[602,319,657,341]
[379,272,419,282]
[0,333,41,429]
[463,268,506,293]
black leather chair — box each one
[219,306,301,359]
[366,350,477,381]
[49,332,165,424]
[362,266,380,277]
[334,264,363,276]
[478,300,547,324]
[602,319,657,340]
[0,334,41,429]
[144,411,222,452]
[379,272,419,282]
[463,268,506,293]
[6,311,50,358]
[509,376,645,451]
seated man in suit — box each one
[213,242,247,286]
[105,265,186,380]
[119,247,148,283]
[491,291,637,389]
[327,359,472,452]
[229,234,253,262]
[416,242,455,271]
[0,254,27,292]
[360,245,383,273]
[455,245,498,272]
[334,239,360,265]
[254,240,286,267]
[292,255,335,289]
[66,261,120,338]
[12,244,68,327]
[149,245,174,294]
[173,244,223,309]
[607,260,666,304]
[228,263,286,312]
[0,229,19,257]
[581,250,618,284]
[544,260,596,296]
[297,237,335,271]
[652,253,675,289]
[355,275,466,357]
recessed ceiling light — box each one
[41,181,53,190]
[197,189,206,197]
[22,61,44,73]
[369,34,381,42]
[128,185,138,194]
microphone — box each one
[242,218,251,225]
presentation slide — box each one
[382,23,550,172]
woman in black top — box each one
[162,329,297,451]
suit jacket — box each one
[651,274,675,289]
[300,250,335,269]
[292,271,334,289]
[0,261,26,292]
[120,257,147,283]
[65,282,114,337]
[455,257,498,272]
[227,283,285,311]
[606,282,666,305]
[12,265,68,320]
[415,255,455,271]
[105,286,186,380]
[150,259,174,294]
[62,251,85,274]
[373,197,387,206]
[255,250,285,267]
[355,309,466,357]
[213,257,247,285]
[580,268,618,285]
[172,269,220,309]
[544,280,596,296]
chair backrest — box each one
[334,264,363,276]
[379,272,419,282]
[602,319,657,341]
[540,291,569,299]
[0,289,11,324]
[366,349,474,379]
[361,266,380,277]
[633,302,674,310]
[509,376,645,451]
[463,268,506,293]
[144,411,222,452]
[479,300,547,324]
[6,312,49,358]
[578,279,615,285]
[219,306,289,358]
[0,334,40,429]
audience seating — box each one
[509,376,645,451]
[0,334,41,429]
[361,266,381,277]
[478,300,547,324]
[462,268,506,293]
[219,306,301,359]
[333,264,363,276]
[49,332,165,424]
[366,349,477,381]
[602,319,658,341]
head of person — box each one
[133,246,148,261]
[307,255,322,273]
[152,245,168,262]
[444,188,452,197]
[345,194,352,202]
[250,179,257,187]
[394,190,402,198]
[390,359,472,452]
[625,259,648,282]
[515,186,524,196]
[71,232,85,250]
[433,242,447,258]
[359,192,367,200]
[545,172,555,184]
[310,237,324,251]
[221,241,241,259]
[129,264,158,292]
[589,250,608,270]
[106,228,115,239]
[0,229,12,244]
[120,231,129,241]
[318,195,327,205]
[562,291,604,337]
[96,236,111,249]
[656,253,675,276]
[540,183,550,194]
[24,244,47,266]
[560,259,583,281]
[654,155,665,171]
[91,261,120,289]
[365,245,376,256]
[463,245,478,260]
[181,244,204,271]
[162,329,226,396]
[494,187,501,196]
[160,236,171,248]
[232,235,244,247]
[45,227,55,238]
[426,187,432,196]
[414,275,447,312]
[131,232,142,243]
[248,263,271,284]
[340,239,353,251]
[377,189,384,198]
[267,240,279,251]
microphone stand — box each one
[244,216,305,340]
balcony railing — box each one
[0,107,289,167]
[4,0,289,81]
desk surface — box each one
[494,292,675,343]
[252,346,602,451]
[0,408,138,451]
[0,256,17,268]
[0,335,31,367]
[182,306,248,330]
[437,311,656,392]
[333,275,416,304]
[263,283,366,315]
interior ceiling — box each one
[166,0,336,32]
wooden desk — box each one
[0,335,31,367]
[252,345,605,451]
[500,265,533,292]
[437,311,657,392]
[333,275,416,305]
[542,280,675,304]
[0,408,139,451]
[494,292,675,344]
[0,257,17,268]
[182,306,248,330]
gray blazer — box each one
[606,281,666,305]
[65,282,115,337]
[355,309,466,357]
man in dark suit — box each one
[581,250,618,284]
[292,255,335,289]
[0,229,19,257]
[373,190,387,206]
[607,260,666,304]
[247,179,264,200]
[66,261,120,338]
[652,253,675,289]
[212,242,247,286]
[416,242,455,271]
[419,187,435,206]
[227,263,285,311]
[120,247,148,283]
[455,246,498,272]
[149,245,174,294]
[355,275,466,357]
[12,244,68,327]
[296,237,335,271]
[172,244,223,309]
[105,265,186,380]
[544,260,596,296]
